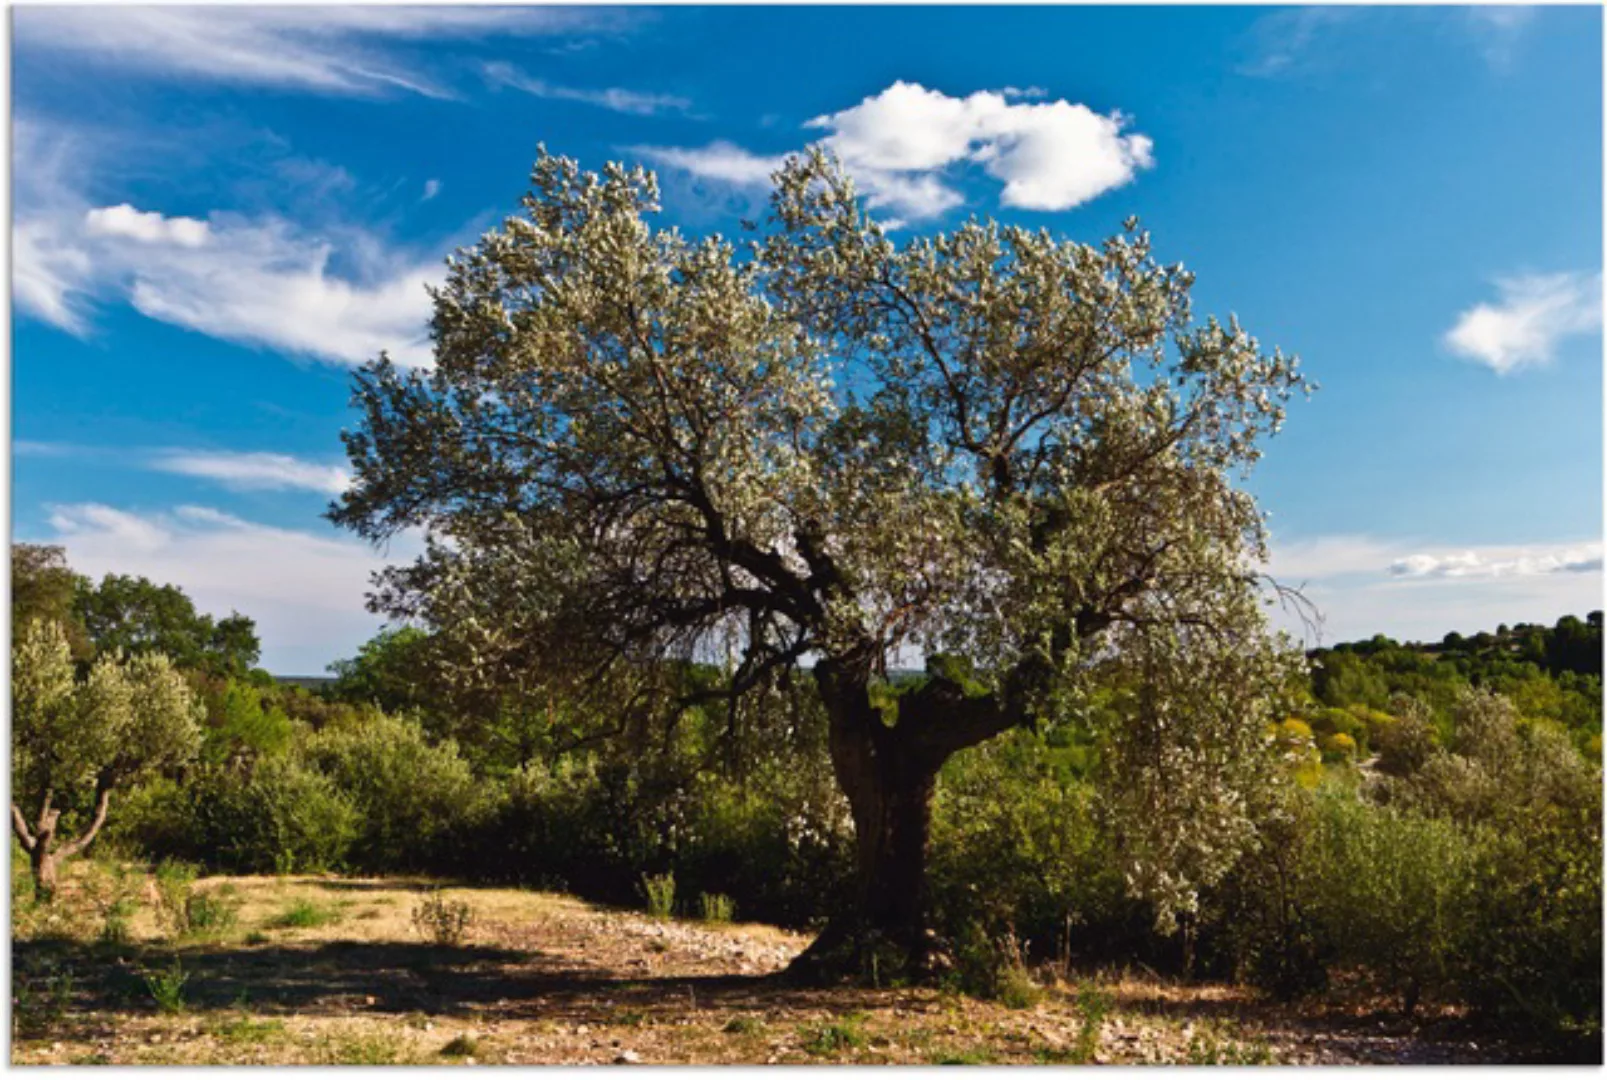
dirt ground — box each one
[11,871,1516,1065]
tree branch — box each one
[11,804,36,852]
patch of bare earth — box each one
[12,872,1506,1064]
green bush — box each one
[200,757,361,873]
[303,711,488,872]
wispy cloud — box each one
[1443,272,1602,375]
[483,61,691,116]
[1236,7,1355,79]
[1266,534,1604,646]
[39,503,422,674]
[18,202,438,367]
[636,80,1152,222]
[1238,6,1539,79]
[1387,548,1602,581]
[630,141,787,187]
[421,179,442,202]
[1465,6,1537,70]
[13,6,623,99]
[13,122,440,367]
[149,451,351,495]
[14,443,353,495]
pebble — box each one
[615,1050,640,1064]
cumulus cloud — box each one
[1444,272,1602,374]
[483,61,690,116]
[13,6,621,99]
[637,81,1153,221]
[149,451,351,495]
[84,204,210,247]
[39,503,420,674]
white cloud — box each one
[638,81,1153,221]
[422,179,441,202]
[149,451,351,495]
[85,204,209,247]
[631,141,788,187]
[13,6,619,99]
[1265,533,1604,646]
[1387,547,1603,580]
[1444,272,1602,374]
[483,61,690,116]
[40,503,422,674]
[18,198,437,367]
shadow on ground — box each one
[14,936,854,1027]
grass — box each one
[723,1015,766,1036]
[697,892,735,925]
[206,1013,288,1045]
[267,898,344,930]
[411,890,473,946]
[642,872,676,919]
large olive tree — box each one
[11,618,203,898]
[332,149,1308,978]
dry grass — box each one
[12,866,1503,1065]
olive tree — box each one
[332,149,1308,977]
[11,619,203,898]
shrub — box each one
[412,889,473,946]
[303,711,489,872]
[199,757,361,873]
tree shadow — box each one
[12,936,860,1026]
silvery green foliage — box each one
[12,618,204,850]
[334,148,1309,927]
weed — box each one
[613,1009,647,1027]
[930,1048,996,1065]
[724,1015,765,1035]
[642,872,675,919]
[143,957,190,1014]
[801,1013,868,1056]
[153,861,240,940]
[440,1034,480,1058]
[697,892,735,925]
[1073,983,1112,1063]
[244,931,271,945]
[412,889,473,946]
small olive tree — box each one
[332,149,1308,978]
[11,618,203,898]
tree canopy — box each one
[11,618,203,897]
[332,148,1309,977]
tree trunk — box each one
[31,843,58,904]
[786,658,1027,985]
[788,668,944,983]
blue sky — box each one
[11,4,1603,673]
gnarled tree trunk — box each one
[787,660,1023,984]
